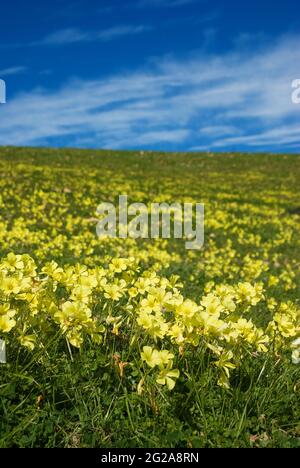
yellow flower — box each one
[168,324,185,344]
[214,351,236,378]
[70,285,92,303]
[176,299,198,319]
[104,282,126,301]
[0,305,16,332]
[4,253,24,271]
[141,346,174,370]
[128,287,138,298]
[79,274,97,289]
[201,294,223,316]
[1,277,21,295]
[234,318,254,338]
[67,329,84,348]
[156,350,174,368]
[247,328,269,353]
[141,346,160,368]
[0,314,16,333]
[42,261,63,280]
[156,368,180,390]
[137,311,154,330]
[18,334,36,351]
[141,295,161,314]
[236,282,259,305]
[273,313,297,338]
[109,258,128,273]
[54,301,92,331]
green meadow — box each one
[0,147,299,448]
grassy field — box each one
[0,146,299,448]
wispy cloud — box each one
[0,66,27,76]
[199,125,240,137]
[97,25,151,42]
[40,28,89,45]
[137,0,197,7]
[210,123,300,149]
[0,35,299,151]
[38,25,152,46]
[2,25,152,48]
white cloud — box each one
[38,25,151,46]
[40,28,89,45]
[211,123,300,149]
[0,35,300,151]
[3,26,151,48]
[137,0,197,7]
[103,129,190,149]
[199,125,240,137]
[0,66,27,76]
[97,25,151,42]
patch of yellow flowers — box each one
[1,252,299,391]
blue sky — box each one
[0,0,300,152]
